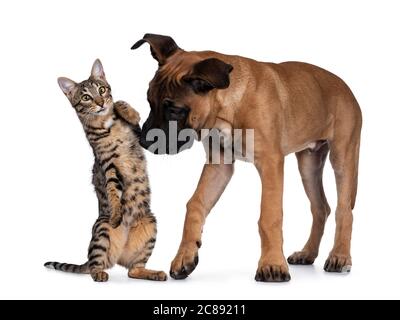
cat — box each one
[44,59,167,282]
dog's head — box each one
[132,34,233,154]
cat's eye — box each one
[99,86,106,95]
[82,94,92,102]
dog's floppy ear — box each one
[183,58,233,94]
[131,34,179,65]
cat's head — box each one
[58,59,113,119]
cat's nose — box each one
[94,97,104,106]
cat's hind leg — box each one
[128,267,167,281]
[88,218,112,282]
[88,217,127,282]
[119,215,167,281]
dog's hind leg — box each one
[324,101,362,273]
[288,142,331,265]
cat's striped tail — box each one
[44,261,90,274]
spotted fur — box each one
[44,59,166,282]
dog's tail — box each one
[44,261,89,274]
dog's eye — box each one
[169,106,183,114]
[163,99,174,109]
[163,100,188,121]
[167,106,186,120]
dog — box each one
[132,34,362,282]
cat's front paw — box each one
[114,101,140,125]
[110,206,123,228]
[110,214,122,228]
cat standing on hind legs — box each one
[45,59,167,282]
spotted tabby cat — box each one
[44,59,166,282]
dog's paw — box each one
[91,271,109,282]
[170,244,199,280]
[324,254,352,273]
[255,261,291,282]
[287,251,316,265]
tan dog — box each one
[132,34,362,282]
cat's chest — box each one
[104,117,114,129]
[94,120,132,153]
[108,120,131,140]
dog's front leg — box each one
[170,163,234,279]
[255,155,291,282]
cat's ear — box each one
[91,59,106,81]
[58,77,77,99]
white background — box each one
[0,0,399,300]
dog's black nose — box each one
[139,137,152,150]
[140,140,160,154]
[132,124,142,139]
[139,134,161,154]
